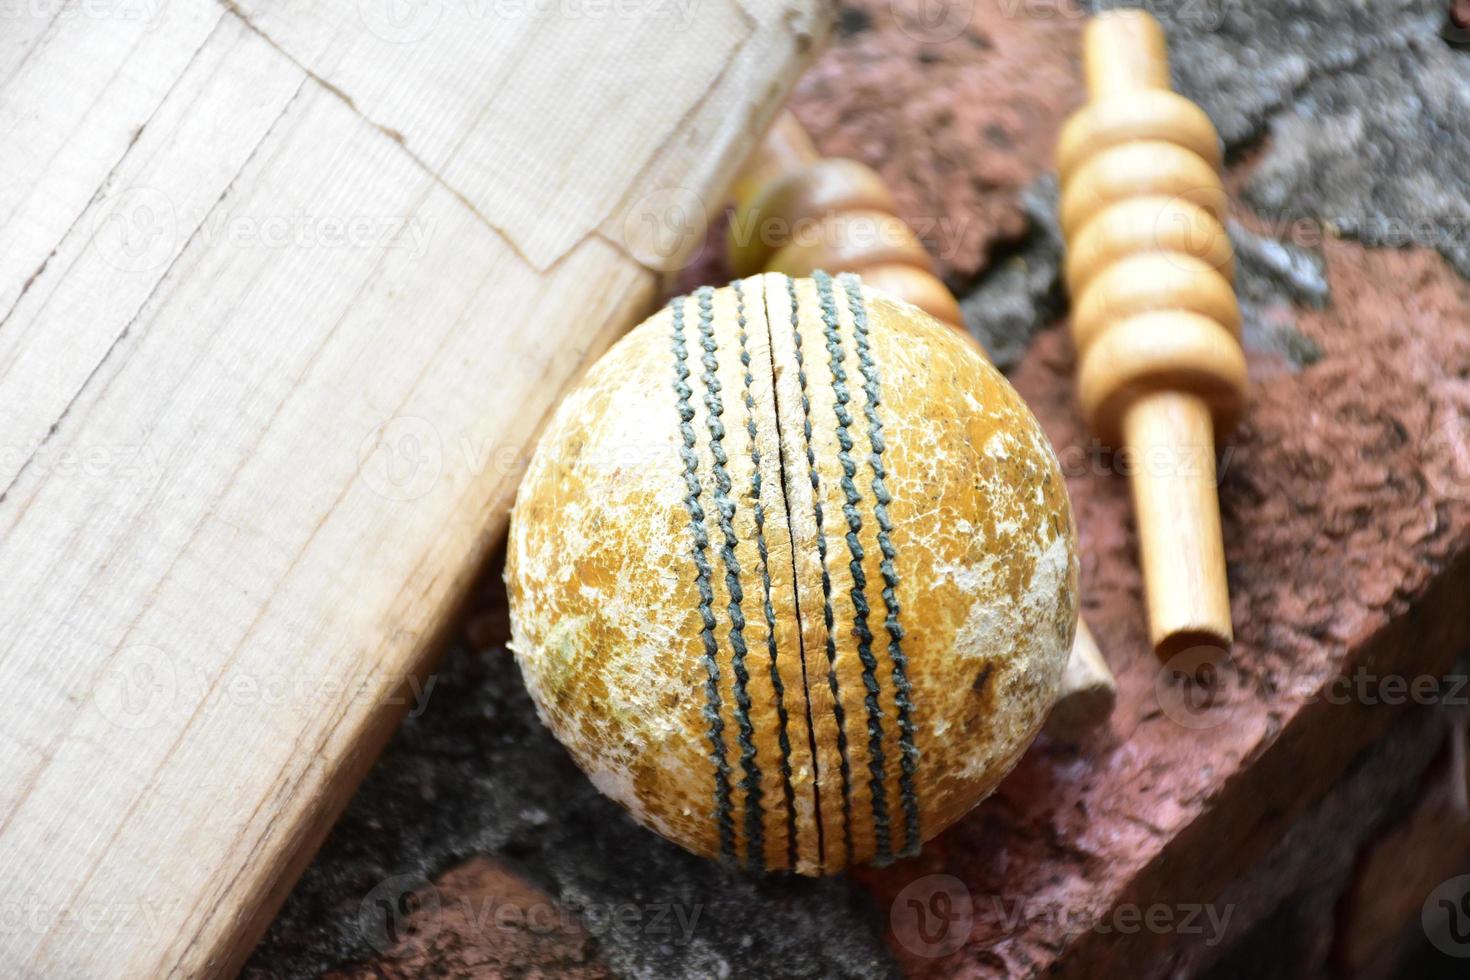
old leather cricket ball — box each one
[507,272,1077,874]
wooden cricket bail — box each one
[728,113,964,330]
[1060,10,1243,659]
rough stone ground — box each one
[248,1,1470,977]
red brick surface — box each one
[324,857,612,979]
[854,238,1470,976]
[788,1,1084,285]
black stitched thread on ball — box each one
[815,271,892,863]
[708,282,764,872]
[840,272,921,858]
[735,278,795,872]
[671,293,735,861]
[788,274,854,865]
[696,285,762,868]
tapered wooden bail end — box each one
[1084,9,1170,97]
[1044,619,1118,742]
[1061,9,1242,662]
[1123,392,1233,657]
[728,111,963,331]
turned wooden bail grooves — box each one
[727,112,964,329]
[1059,10,1246,659]
[733,112,1117,739]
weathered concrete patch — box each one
[789,0,1086,284]
[1243,39,1470,280]
[1123,0,1442,148]
[1111,0,1470,282]
[959,177,1327,370]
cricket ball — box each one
[507,272,1077,874]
